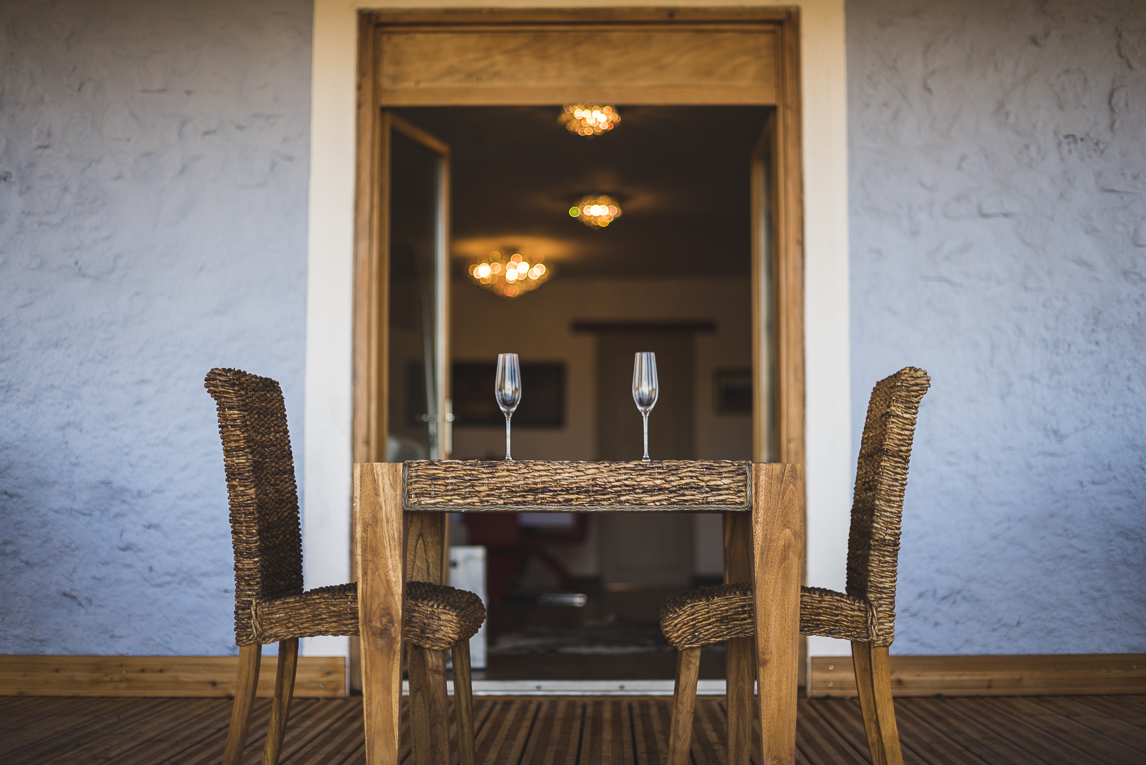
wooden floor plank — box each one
[804,699,872,764]
[249,698,337,765]
[994,696,1145,765]
[0,696,115,749]
[115,698,235,765]
[1033,695,1146,751]
[2,694,1145,765]
[791,698,865,765]
[632,698,668,765]
[1075,694,1146,729]
[593,699,625,765]
[165,698,275,765]
[950,697,1108,765]
[4,698,181,764]
[0,695,79,727]
[902,697,1046,765]
[484,698,539,765]
[886,698,993,765]
[280,698,369,765]
[50,698,231,765]
[516,697,554,765]
[690,692,727,765]
[557,699,587,765]
[581,699,635,765]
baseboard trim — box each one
[4,653,1141,699]
[0,655,346,698]
[809,653,1146,698]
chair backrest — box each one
[845,366,930,645]
[205,368,304,645]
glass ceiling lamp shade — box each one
[560,104,621,136]
[571,195,622,228]
[470,251,550,298]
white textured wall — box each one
[0,0,312,655]
[847,0,1146,654]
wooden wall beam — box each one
[364,8,793,26]
[0,655,346,698]
[6,654,1141,699]
[810,654,1146,698]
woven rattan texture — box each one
[252,583,359,644]
[798,586,874,642]
[845,366,930,645]
[247,581,485,648]
[404,460,751,511]
[205,368,305,645]
[659,584,875,649]
[404,581,487,651]
[658,367,929,651]
[660,583,755,649]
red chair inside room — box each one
[463,513,589,603]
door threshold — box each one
[404,679,729,696]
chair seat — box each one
[659,582,874,650]
[250,581,485,649]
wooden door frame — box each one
[351,5,806,685]
[353,5,805,467]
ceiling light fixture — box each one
[469,250,550,298]
[560,104,621,136]
[570,195,622,228]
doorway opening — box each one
[388,105,770,682]
[351,8,807,692]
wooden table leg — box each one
[723,513,754,765]
[355,463,406,765]
[751,464,803,765]
[406,512,449,765]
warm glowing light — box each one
[469,250,551,298]
[573,195,622,228]
[560,104,621,136]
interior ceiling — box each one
[393,106,771,280]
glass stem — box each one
[641,412,650,462]
[505,412,513,460]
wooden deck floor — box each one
[2,694,1144,764]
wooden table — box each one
[353,460,804,765]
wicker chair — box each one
[659,367,930,765]
[206,368,485,765]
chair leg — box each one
[452,639,477,765]
[725,636,754,765]
[869,646,904,765]
[409,645,451,765]
[223,643,262,765]
[261,637,299,765]
[669,647,701,765]
[852,642,903,765]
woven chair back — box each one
[844,366,930,645]
[205,368,304,645]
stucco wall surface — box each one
[847,0,1146,654]
[0,0,312,654]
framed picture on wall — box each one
[449,361,565,427]
[714,368,753,414]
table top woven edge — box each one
[401,459,754,511]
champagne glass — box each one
[632,352,658,462]
[495,353,522,460]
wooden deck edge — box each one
[809,653,1146,698]
[0,655,346,698]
